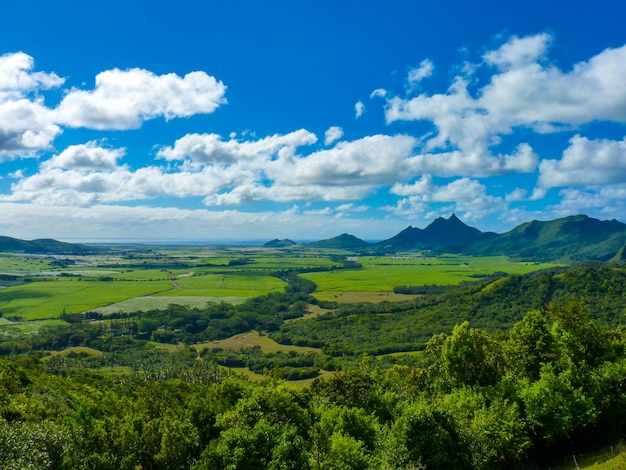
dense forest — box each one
[1,263,626,468]
[1,300,626,468]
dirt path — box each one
[168,273,181,290]
[234,332,256,348]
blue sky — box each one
[1,0,625,242]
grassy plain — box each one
[303,255,561,300]
[92,295,246,315]
[0,248,561,322]
[194,331,321,354]
[0,278,173,320]
[158,272,285,297]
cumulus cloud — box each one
[0,52,228,159]
[483,33,551,69]
[55,68,226,129]
[386,177,506,220]
[43,141,125,170]
[0,52,64,157]
[0,52,64,95]
[157,129,317,165]
[269,134,418,187]
[9,132,419,208]
[403,143,538,178]
[384,33,626,178]
[537,135,626,190]
[324,126,344,146]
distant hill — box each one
[305,233,371,250]
[469,215,626,261]
[264,239,297,248]
[304,214,626,262]
[0,236,96,254]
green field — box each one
[0,278,173,320]
[302,255,560,297]
[0,249,561,322]
[159,272,285,297]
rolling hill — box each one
[0,236,97,254]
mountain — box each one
[304,214,626,262]
[305,233,371,250]
[375,213,494,252]
[469,215,626,261]
[0,236,96,254]
[264,239,297,248]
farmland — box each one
[0,247,560,321]
[1,244,626,469]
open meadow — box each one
[302,255,561,300]
[0,247,560,322]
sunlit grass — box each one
[194,331,321,354]
[303,256,561,294]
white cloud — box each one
[0,53,228,158]
[406,59,433,91]
[386,177,506,221]
[0,53,64,157]
[384,33,626,178]
[0,52,64,95]
[370,88,387,98]
[0,99,61,156]
[324,126,344,146]
[537,135,626,190]
[403,143,538,178]
[44,141,125,170]
[269,134,418,187]
[303,207,333,215]
[9,132,420,208]
[355,100,365,118]
[505,187,527,202]
[157,129,317,164]
[390,174,433,196]
[56,68,226,130]
[483,33,551,69]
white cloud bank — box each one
[2,33,626,239]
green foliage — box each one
[2,257,626,468]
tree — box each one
[441,321,502,388]
[506,309,556,380]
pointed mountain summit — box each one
[375,226,423,251]
[375,214,491,252]
[421,213,493,252]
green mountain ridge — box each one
[300,214,626,261]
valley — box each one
[1,214,626,469]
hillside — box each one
[264,238,297,248]
[469,215,626,261]
[0,236,97,254]
[305,233,371,250]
